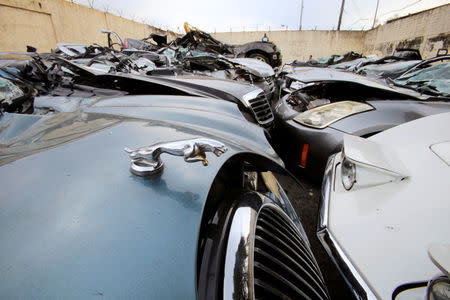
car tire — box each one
[248,53,270,64]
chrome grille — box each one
[254,206,329,300]
[248,92,274,126]
[264,77,275,95]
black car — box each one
[172,29,282,67]
[272,62,450,181]
[114,27,282,68]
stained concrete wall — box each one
[213,30,365,62]
[363,4,450,59]
[212,4,450,62]
[2,0,449,60]
[0,0,179,52]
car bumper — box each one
[317,154,378,300]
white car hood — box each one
[228,57,275,77]
[329,112,450,299]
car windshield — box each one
[393,61,450,97]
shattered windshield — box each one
[393,62,450,97]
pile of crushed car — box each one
[1,26,449,300]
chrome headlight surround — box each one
[341,157,356,190]
[338,134,408,191]
[294,101,374,129]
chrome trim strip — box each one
[223,193,263,300]
[317,154,335,232]
[317,154,378,300]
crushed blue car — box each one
[0,54,329,299]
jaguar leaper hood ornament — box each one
[125,138,228,176]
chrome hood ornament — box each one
[125,138,228,176]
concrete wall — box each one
[213,30,365,62]
[213,4,450,61]
[0,0,179,52]
[2,0,448,60]
[363,4,450,59]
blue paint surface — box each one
[0,95,281,298]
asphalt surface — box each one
[278,172,355,300]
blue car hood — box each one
[0,95,280,299]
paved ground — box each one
[278,172,355,300]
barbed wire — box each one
[65,0,446,33]
[379,0,423,17]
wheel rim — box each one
[250,54,268,63]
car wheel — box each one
[248,53,270,64]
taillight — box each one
[123,38,128,49]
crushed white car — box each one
[318,112,450,299]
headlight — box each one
[293,101,373,129]
[338,135,408,191]
[341,157,356,190]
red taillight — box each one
[123,38,128,49]
[300,143,309,168]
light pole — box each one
[337,0,345,30]
[299,0,304,30]
[372,0,380,28]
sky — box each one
[73,0,449,33]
